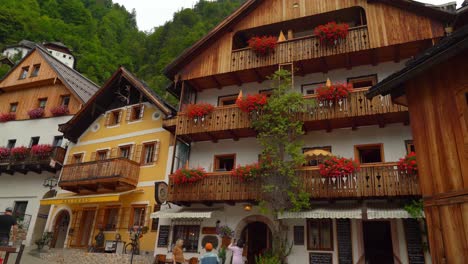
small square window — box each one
[29,137,40,147]
[7,139,16,149]
[19,67,29,80]
[218,94,238,106]
[142,142,157,165]
[72,153,83,164]
[97,150,109,161]
[119,145,132,159]
[131,105,143,121]
[53,136,63,147]
[347,75,378,89]
[9,103,18,113]
[103,207,119,231]
[131,206,146,227]
[107,110,121,126]
[61,95,71,106]
[31,64,40,77]
[301,82,326,96]
[355,144,384,164]
[38,98,47,109]
[63,54,66,58]
[214,154,236,171]
[307,219,333,250]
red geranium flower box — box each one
[231,162,262,182]
[314,22,349,46]
[236,94,268,113]
[398,152,418,176]
[0,147,10,159]
[31,144,53,158]
[319,156,360,178]
[50,106,69,116]
[186,103,215,119]
[0,113,16,122]
[11,146,29,160]
[171,168,207,185]
[248,36,277,56]
[316,83,353,102]
[28,108,45,119]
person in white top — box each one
[228,239,245,264]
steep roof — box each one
[0,56,14,67]
[163,0,456,79]
[60,67,176,142]
[35,45,98,102]
[366,24,468,98]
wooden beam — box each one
[393,44,401,63]
[205,132,218,143]
[252,69,264,83]
[320,57,329,73]
[188,80,202,92]
[345,54,353,70]
[371,48,378,66]
[227,130,239,141]
[232,72,242,86]
[212,76,222,90]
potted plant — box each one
[319,156,359,179]
[314,21,349,46]
[398,152,418,176]
[248,36,277,56]
[217,225,234,247]
[50,105,69,116]
[31,144,53,159]
[28,108,45,119]
[170,167,207,185]
[231,162,262,182]
[11,146,29,160]
[0,147,10,160]
[0,113,16,122]
[186,103,215,124]
[236,94,268,118]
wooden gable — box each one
[170,0,447,81]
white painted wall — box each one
[2,47,30,60]
[196,61,408,105]
[47,49,75,69]
[188,124,412,172]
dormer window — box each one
[19,67,29,80]
[128,105,144,122]
[30,64,40,77]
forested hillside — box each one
[0,0,244,101]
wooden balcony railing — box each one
[165,88,407,139]
[167,163,421,203]
[59,158,140,194]
[0,147,66,174]
[231,26,370,72]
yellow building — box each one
[41,67,175,253]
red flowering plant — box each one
[0,147,10,160]
[398,152,418,176]
[10,146,29,160]
[236,94,268,114]
[230,162,263,182]
[314,22,349,46]
[186,103,215,120]
[248,36,278,56]
[319,156,360,178]
[28,108,45,119]
[0,113,16,122]
[171,167,207,185]
[316,83,353,103]
[50,105,69,116]
[31,144,53,159]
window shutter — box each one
[139,104,145,119]
[134,144,143,164]
[105,113,111,127]
[129,145,135,161]
[110,147,118,159]
[91,152,97,161]
[117,110,122,124]
[95,208,106,230]
[126,107,132,122]
[153,141,160,162]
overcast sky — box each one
[113,0,464,32]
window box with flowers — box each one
[0,147,10,161]
[319,156,359,185]
[50,105,69,116]
[230,162,262,182]
[11,146,29,160]
[170,168,207,185]
[31,144,53,159]
[314,22,350,46]
[248,36,277,56]
[236,94,268,119]
[315,81,353,111]
[186,103,215,124]
[0,113,16,123]
[28,108,45,119]
[398,152,418,177]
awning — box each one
[278,205,362,219]
[40,189,143,205]
[367,206,423,219]
[151,208,220,219]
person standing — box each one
[199,243,219,264]
[0,207,17,247]
[228,239,245,264]
[173,239,185,264]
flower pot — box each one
[221,237,231,248]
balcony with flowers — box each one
[0,145,65,174]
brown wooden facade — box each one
[168,163,420,204]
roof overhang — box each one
[151,208,221,219]
[278,205,363,219]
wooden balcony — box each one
[163,88,408,142]
[231,26,370,72]
[167,163,421,204]
[0,147,65,174]
[59,158,140,194]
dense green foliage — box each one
[0,0,244,102]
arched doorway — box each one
[51,210,70,248]
[241,221,272,264]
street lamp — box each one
[43,177,58,190]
